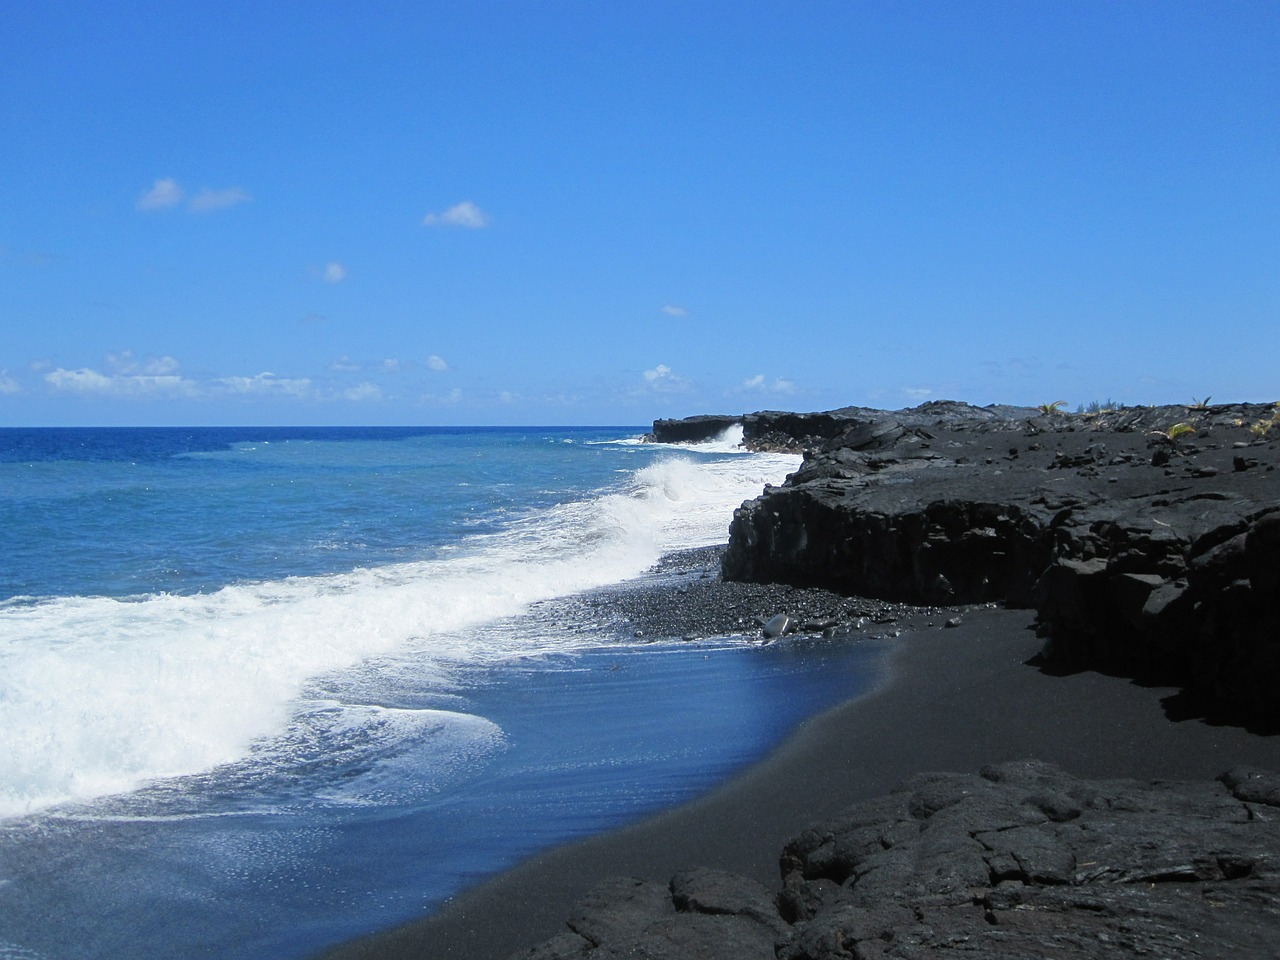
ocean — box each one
[0,426,883,959]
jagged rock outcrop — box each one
[719,401,1280,728]
[1034,500,1280,723]
[512,762,1280,960]
[648,402,1041,452]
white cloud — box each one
[498,390,516,404]
[643,363,691,393]
[138,179,250,213]
[644,364,673,383]
[323,261,347,283]
[426,354,449,372]
[662,305,688,317]
[215,372,312,397]
[189,187,252,213]
[902,386,933,400]
[739,373,795,394]
[105,350,181,376]
[105,350,136,373]
[382,358,401,372]
[423,201,489,228]
[330,356,361,372]
[423,386,464,404]
[344,382,382,401]
[47,368,114,392]
[0,372,21,395]
[145,355,181,375]
[45,367,199,398]
[137,178,184,211]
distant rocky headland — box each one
[651,400,1280,732]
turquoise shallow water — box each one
[0,426,883,959]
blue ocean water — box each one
[0,426,883,960]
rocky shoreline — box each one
[511,400,1280,960]
[560,545,962,646]
[657,401,1280,732]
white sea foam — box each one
[695,423,747,453]
[0,450,798,819]
[606,423,747,454]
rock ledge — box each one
[514,762,1280,960]
[705,401,1280,729]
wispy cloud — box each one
[45,367,199,398]
[740,373,796,394]
[35,353,496,408]
[215,372,312,398]
[422,386,464,404]
[343,382,382,401]
[137,178,184,211]
[645,364,672,383]
[643,363,691,393]
[146,355,181,375]
[105,350,180,376]
[902,386,933,400]
[662,305,688,317]
[323,261,347,283]
[189,187,251,213]
[0,372,21,395]
[138,179,251,213]
[46,368,118,393]
[423,201,489,229]
[426,354,449,372]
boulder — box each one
[647,415,741,444]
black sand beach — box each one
[322,610,1279,960]
[323,401,1280,960]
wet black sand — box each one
[320,555,1280,960]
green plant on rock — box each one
[1249,404,1280,438]
[1038,400,1068,416]
[1150,421,1197,445]
[1188,396,1212,411]
[1078,398,1124,416]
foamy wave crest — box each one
[0,450,798,819]
[607,423,746,454]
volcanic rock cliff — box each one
[663,401,1280,730]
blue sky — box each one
[1,1,1276,426]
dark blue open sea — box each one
[0,426,882,960]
